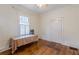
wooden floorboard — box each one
[0,39,79,55]
[13,39,79,55]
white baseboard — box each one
[41,38,79,49]
[0,47,11,52]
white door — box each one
[49,17,63,43]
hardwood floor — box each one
[14,39,79,55]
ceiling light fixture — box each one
[36,4,48,8]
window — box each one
[20,16,29,35]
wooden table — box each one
[10,35,39,54]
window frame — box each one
[19,16,30,36]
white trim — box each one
[0,47,11,53]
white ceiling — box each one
[21,4,68,14]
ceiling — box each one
[21,4,68,14]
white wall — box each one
[0,5,40,51]
[40,5,79,48]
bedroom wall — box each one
[0,5,40,51]
[40,5,79,48]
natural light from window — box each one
[20,16,29,35]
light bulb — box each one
[36,4,48,8]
